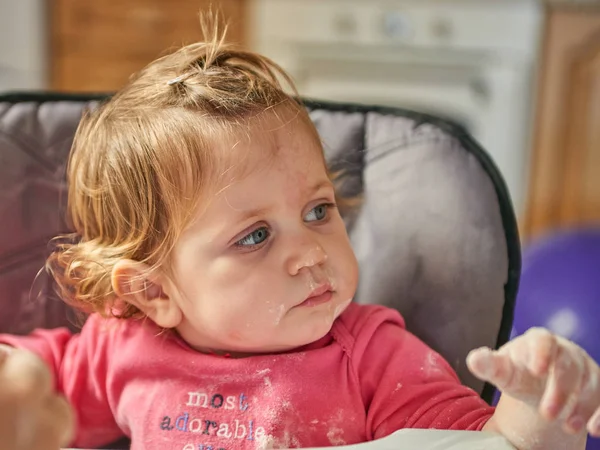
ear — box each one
[111,260,183,329]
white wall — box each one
[0,0,47,91]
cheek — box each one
[341,248,359,294]
[199,258,290,322]
[327,228,359,293]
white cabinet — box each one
[248,0,543,217]
[0,0,47,91]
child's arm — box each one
[0,315,125,448]
[352,309,495,438]
[468,328,600,450]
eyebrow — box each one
[232,180,334,222]
[307,180,335,196]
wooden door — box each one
[525,7,600,240]
[50,0,247,92]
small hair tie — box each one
[167,75,186,86]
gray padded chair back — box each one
[0,94,520,404]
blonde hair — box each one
[47,16,318,319]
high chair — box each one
[0,93,521,449]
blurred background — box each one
[0,0,598,242]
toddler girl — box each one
[1,21,599,450]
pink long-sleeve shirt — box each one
[0,303,493,450]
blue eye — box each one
[236,227,270,247]
[304,203,333,222]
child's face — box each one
[166,115,359,354]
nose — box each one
[286,234,328,276]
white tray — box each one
[63,428,516,450]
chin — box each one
[305,312,340,343]
[275,323,329,350]
[275,298,351,349]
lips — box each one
[300,284,334,307]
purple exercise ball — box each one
[511,229,600,447]
[513,229,600,358]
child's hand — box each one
[467,328,600,437]
[0,346,74,450]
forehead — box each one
[192,109,329,219]
[231,115,326,188]
[222,109,325,183]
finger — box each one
[0,401,20,450]
[26,395,75,450]
[562,372,588,434]
[588,405,600,438]
[14,407,38,450]
[467,347,516,389]
[525,328,557,377]
[561,353,598,434]
[46,394,75,447]
[57,395,75,446]
[0,349,7,366]
[0,350,52,404]
[27,414,65,450]
[539,344,583,421]
[582,354,600,437]
[466,347,495,380]
[0,344,14,371]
